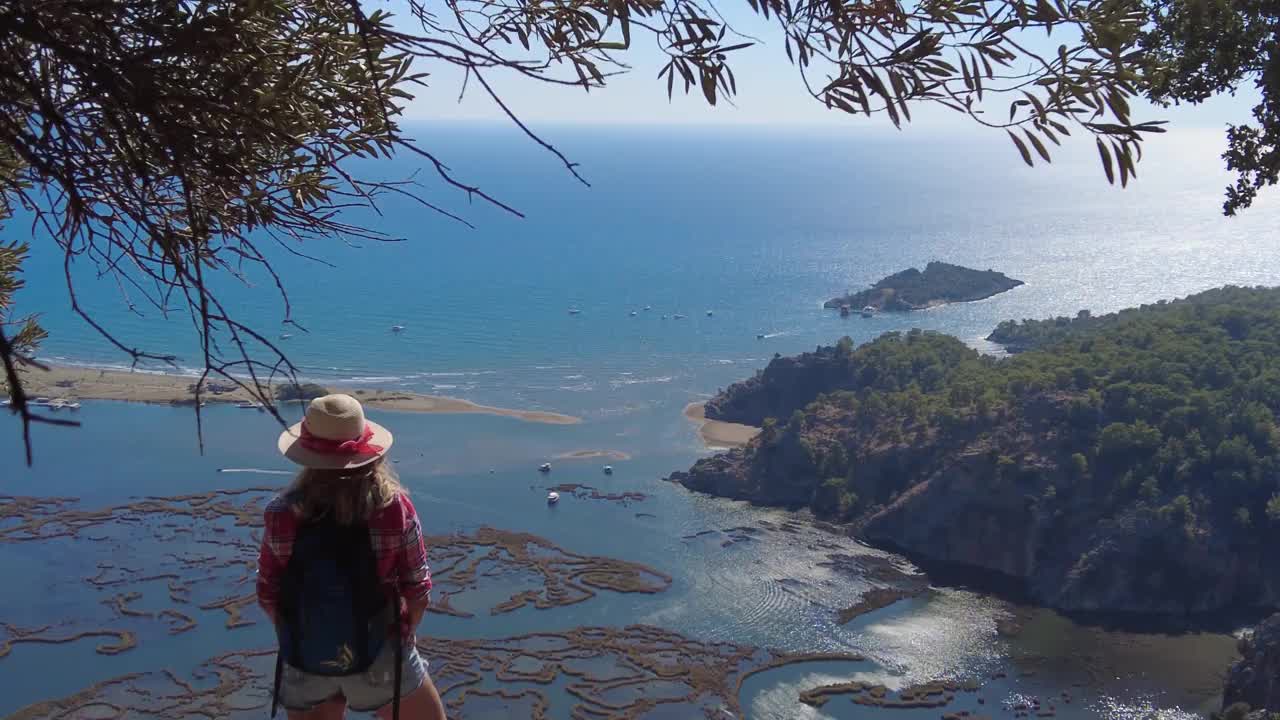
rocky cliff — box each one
[1225,614,1280,714]
[679,386,1280,615]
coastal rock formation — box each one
[673,287,1280,616]
[1225,613,1280,713]
[824,261,1023,311]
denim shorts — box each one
[279,641,428,713]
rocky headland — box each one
[672,286,1280,618]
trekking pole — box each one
[270,652,283,718]
[393,590,403,720]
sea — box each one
[3,124,1278,719]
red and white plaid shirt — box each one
[256,491,432,640]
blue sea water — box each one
[3,125,1277,718]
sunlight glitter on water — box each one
[1092,695,1205,720]
[849,590,1007,682]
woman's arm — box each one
[396,495,433,630]
[256,497,296,622]
[406,596,430,630]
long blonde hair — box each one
[287,460,405,525]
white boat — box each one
[673,313,686,320]
[48,399,81,411]
[756,333,766,339]
[391,325,406,332]
[547,491,560,505]
[603,465,613,475]
[29,398,61,408]
[706,310,714,317]
[629,311,637,317]
[568,309,581,315]
[861,306,876,317]
[0,399,9,407]
[236,402,264,410]
[643,305,652,311]
[279,333,293,340]
[538,462,552,473]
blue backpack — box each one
[270,513,403,719]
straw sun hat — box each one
[277,394,394,470]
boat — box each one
[279,333,293,340]
[568,309,581,315]
[839,304,851,317]
[706,310,714,317]
[538,462,552,473]
[236,402,264,410]
[643,305,652,311]
[391,325,405,332]
[629,311,637,317]
[28,397,65,408]
[0,399,9,407]
[756,333,766,340]
[48,399,81,411]
[603,465,613,475]
[673,313,686,320]
[546,491,560,505]
[861,306,876,318]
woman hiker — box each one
[256,393,448,720]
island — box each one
[824,261,1024,311]
[670,285,1280,618]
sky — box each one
[379,0,1261,133]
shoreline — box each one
[14,365,581,425]
[683,402,760,449]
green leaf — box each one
[1097,139,1115,184]
[1008,130,1033,166]
[1025,130,1051,162]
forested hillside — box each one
[674,286,1280,614]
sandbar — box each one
[15,365,580,425]
[552,449,632,461]
[684,402,760,449]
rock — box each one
[1224,614,1280,713]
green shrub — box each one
[276,383,331,401]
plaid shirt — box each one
[255,492,432,640]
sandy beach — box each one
[683,402,760,449]
[14,365,581,425]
